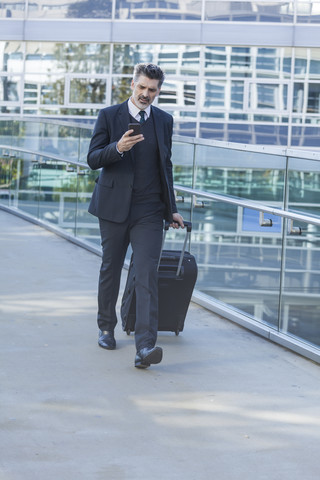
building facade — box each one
[1,0,320,146]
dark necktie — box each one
[139,110,146,124]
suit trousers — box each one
[97,201,164,352]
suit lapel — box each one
[151,106,165,166]
[118,100,131,134]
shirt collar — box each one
[128,97,150,120]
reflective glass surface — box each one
[296,1,320,23]
[0,42,24,73]
[287,157,320,217]
[69,78,107,105]
[0,151,12,205]
[249,83,288,110]
[0,0,24,18]
[76,168,100,244]
[115,0,201,20]
[281,219,320,347]
[192,199,282,328]
[12,154,41,217]
[193,145,286,202]
[0,75,21,104]
[205,1,294,22]
[27,0,112,19]
[0,41,320,145]
[25,43,110,74]
[172,141,195,188]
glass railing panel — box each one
[172,141,195,188]
[79,127,92,164]
[38,159,78,235]
[10,152,40,217]
[75,167,100,245]
[191,196,283,328]
[55,124,81,161]
[287,156,320,220]
[0,120,21,148]
[0,152,11,205]
[194,144,286,204]
[160,191,193,251]
[14,121,81,162]
[280,218,320,348]
[18,121,43,152]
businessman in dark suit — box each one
[87,63,184,368]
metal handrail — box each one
[176,185,320,227]
[0,145,86,168]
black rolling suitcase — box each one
[121,221,197,336]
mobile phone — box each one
[128,123,141,137]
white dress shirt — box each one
[128,97,150,122]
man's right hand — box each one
[117,129,144,154]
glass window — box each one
[0,75,20,103]
[113,44,200,76]
[296,1,320,23]
[310,59,320,75]
[204,46,227,76]
[69,77,107,105]
[158,81,197,106]
[201,81,225,108]
[181,48,200,76]
[205,1,293,22]
[294,49,308,75]
[24,74,65,106]
[26,43,110,75]
[0,0,24,18]
[231,81,244,109]
[231,47,251,70]
[113,44,155,74]
[307,83,320,113]
[27,0,112,19]
[112,77,131,105]
[253,124,288,145]
[249,83,288,110]
[0,42,24,73]
[293,83,304,113]
[291,126,320,147]
[116,0,201,20]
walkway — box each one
[0,208,319,480]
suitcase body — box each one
[121,222,197,335]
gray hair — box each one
[133,63,165,88]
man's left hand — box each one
[170,213,184,229]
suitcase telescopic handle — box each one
[158,221,192,276]
[164,221,192,232]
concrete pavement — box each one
[0,208,320,480]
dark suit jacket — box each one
[87,100,177,223]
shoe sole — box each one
[135,347,163,369]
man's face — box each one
[130,75,161,110]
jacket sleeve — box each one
[165,116,178,214]
[87,109,121,171]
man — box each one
[87,63,184,369]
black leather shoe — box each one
[135,346,163,369]
[98,330,116,350]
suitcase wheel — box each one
[175,329,180,336]
[126,329,131,336]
